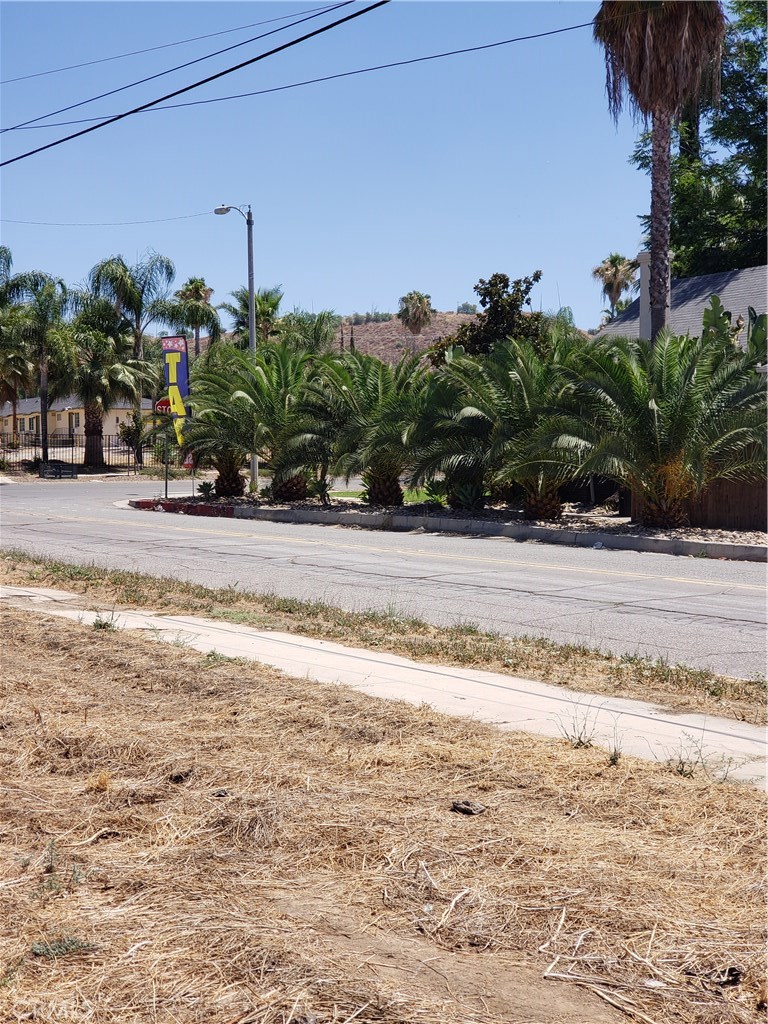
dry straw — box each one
[1,607,766,1023]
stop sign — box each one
[155,397,171,414]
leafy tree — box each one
[431,271,546,363]
[594,2,727,338]
[592,253,638,319]
[88,252,175,360]
[551,332,766,526]
[631,2,767,277]
[220,286,283,346]
[456,302,477,315]
[169,277,220,358]
[397,291,434,337]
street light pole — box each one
[215,202,259,488]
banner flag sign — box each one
[161,336,190,444]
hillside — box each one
[335,312,477,362]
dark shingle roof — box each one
[598,265,767,339]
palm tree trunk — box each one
[39,354,49,464]
[83,402,104,468]
[194,326,200,359]
[650,108,672,341]
[11,389,18,437]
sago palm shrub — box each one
[410,338,580,518]
[551,332,767,526]
[289,351,430,507]
[188,344,315,500]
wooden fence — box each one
[631,479,767,530]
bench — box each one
[39,461,78,479]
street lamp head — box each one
[214,205,231,215]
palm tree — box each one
[12,276,70,463]
[170,276,221,358]
[411,339,579,518]
[219,286,283,346]
[594,2,727,339]
[397,291,434,337]
[278,309,339,354]
[592,253,638,320]
[51,328,143,467]
[188,345,314,499]
[552,333,766,526]
[0,307,35,436]
[88,252,175,359]
[294,352,429,507]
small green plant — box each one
[92,611,117,631]
[559,706,597,749]
[423,480,446,506]
[31,936,92,959]
[197,481,215,500]
[0,457,9,471]
[308,477,333,507]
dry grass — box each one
[1,550,765,725]
[1,607,766,1024]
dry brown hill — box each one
[335,312,477,362]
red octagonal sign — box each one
[155,397,171,414]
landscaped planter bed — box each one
[128,497,767,561]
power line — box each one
[2,1,352,133]
[1,212,214,227]
[9,19,597,131]
[0,1,390,169]
[0,5,338,85]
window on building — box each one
[18,418,25,432]
[56,413,62,421]
[68,412,80,431]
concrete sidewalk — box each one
[3,584,766,788]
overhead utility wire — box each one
[0,1,390,168]
[0,5,337,85]
[11,20,597,131]
[2,1,352,132]
[1,212,214,227]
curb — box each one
[127,499,767,561]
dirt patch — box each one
[2,551,765,725]
[1,608,765,1023]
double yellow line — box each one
[3,505,764,593]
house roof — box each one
[598,265,767,339]
[0,396,154,418]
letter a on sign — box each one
[161,337,190,444]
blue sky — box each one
[1,1,651,330]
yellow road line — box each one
[2,506,764,592]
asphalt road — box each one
[1,478,765,678]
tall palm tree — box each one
[219,286,283,346]
[552,333,766,526]
[592,253,638,320]
[278,309,339,354]
[12,276,70,462]
[170,276,221,358]
[88,252,175,359]
[594,2,727,339]
[0,306,35,437]
[397,291,434,337]
[51,328,143,467]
